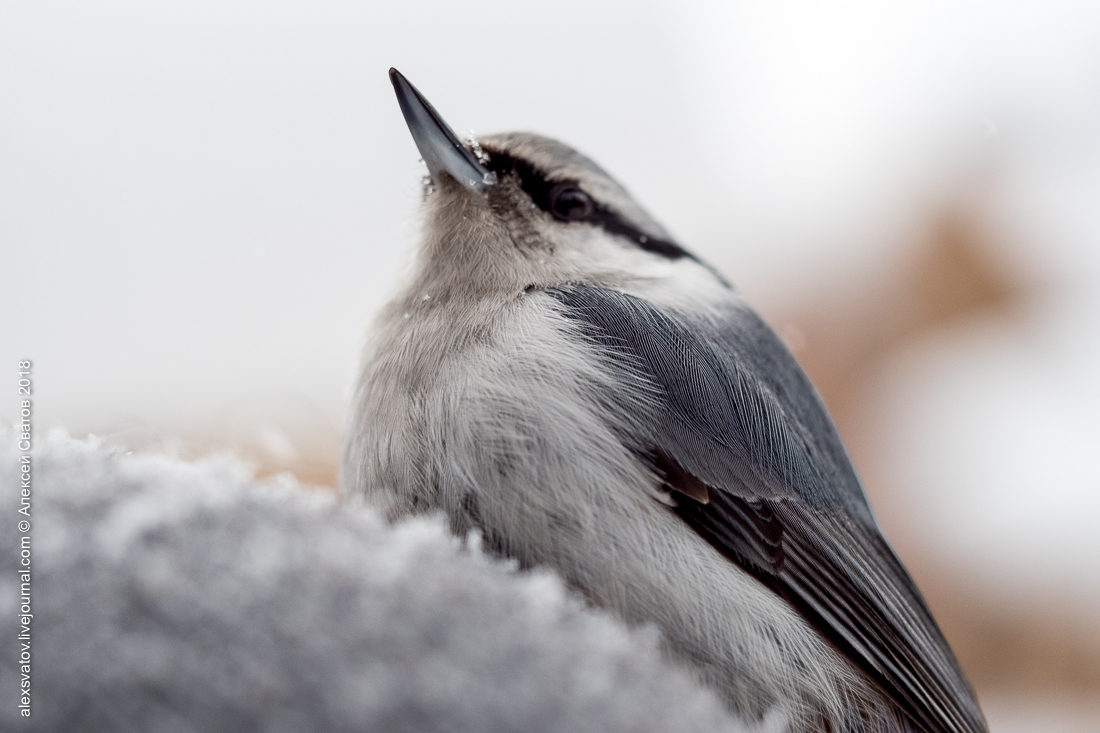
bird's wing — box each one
[548,285,986,733]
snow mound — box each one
[0,429,753,732]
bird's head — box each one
[389,68,727,302]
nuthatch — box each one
[343,69,987,733]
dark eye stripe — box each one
[485,150,694,262]
[589,208,693,260]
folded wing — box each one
[549,285,986,733]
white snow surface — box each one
[0,429,757,732]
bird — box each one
[342,68,988,733]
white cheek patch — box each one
[624,260,733,315]
[577,229,735,315]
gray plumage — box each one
[0,429,753,732]
[344,70,987,733]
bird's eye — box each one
[549,184,595,222]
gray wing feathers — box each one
[550,287,823,502]
[548,285,986,733]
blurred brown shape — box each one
[773,204,1029,443]
[99,392,342,490]
[765,198,1100,700]
[907,209,1026,332]
[916,568,1100,696]
[227,437,340,489]
[215,393,342,488]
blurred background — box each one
[2,1,1099,729]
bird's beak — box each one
[389,68,496,197]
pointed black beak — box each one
[389,68,496,196]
